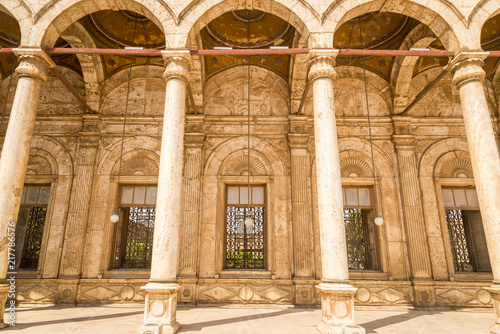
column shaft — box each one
[309,55,348,282]
[140,51,190,334]
[451,53,500,334]
[150,56,189,282]
[0,50,54,278]
[308,50,365,334]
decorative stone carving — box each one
[162,51,191,83]
[437,156,473,178]
[340,157,373,178]
[119,155,159,176]
[140,283,180,334]
[223,153,267,176]
[12,49,55,83]
[26,154,52,175]
[307,50,338,82]
[316,284,365,334]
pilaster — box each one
[179,115,205,281]
[60,114,101,278]
[393,118,433,304]
[289,116,314,279]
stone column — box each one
[289,117,314,280]
[140,51,190,334]
[0,49,54,327]
[308,50,365,334]
[60,115,100,279]
[450,52,500,334]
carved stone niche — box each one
[112,150,159,176]
[339,152,373,178]
[26,154,53,175]
[220,150,271,176]
[435,151,474,179]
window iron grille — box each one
[344,208,372,270]
[119,207,155,269]
[19,206,47,269]
[446,209,475,272]
[225,206,265,269]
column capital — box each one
[12,48,56,83]
[307,50,338,82]
[161,50,191,82]
[450,51,489,89]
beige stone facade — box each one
[1,0,500,333]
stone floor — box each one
[3,304,492,334]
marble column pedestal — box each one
[316,283,365,334]
[487,285,500,334]
[140,283,180,334]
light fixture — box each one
[110,214,120,223]
[244,217,254,227]
[374,216,384,226]
[358,18,384,227]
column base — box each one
[486,285,500,334]
[140,283,180,334]
[316,283,365,334]
[0,284,10,329]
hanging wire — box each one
[358,18,378,195]
[112,13,139,219]
[247,10,251,210]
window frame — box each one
[15,181,55,277]
[223,184,267,271]
[105,179,157,277]
[436,179,493,280]
[342,186,379,271]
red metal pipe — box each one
[2,47,497,57]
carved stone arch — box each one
[336,65,392,116]
[175,0,316,49]
[391,24,439,112]
[469,0,500,40]
[26,153,54,176]
[29,136,74,176]
[325,0,461,50]
[111,150,160,176]
[435,151,474,179]
[59,21,105,111]
[205,136,287,176]
[102,65,164,98]
[98,136,161,176]
[418,138,470,177]
[339,152,373,178]
[204,66,290,116]
[32,0,172,47]
[220,150,272,176]
[0,2,32,46]
[406,66,460,117]
[312,137,395,178]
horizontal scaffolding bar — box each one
[1,47,498,57]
